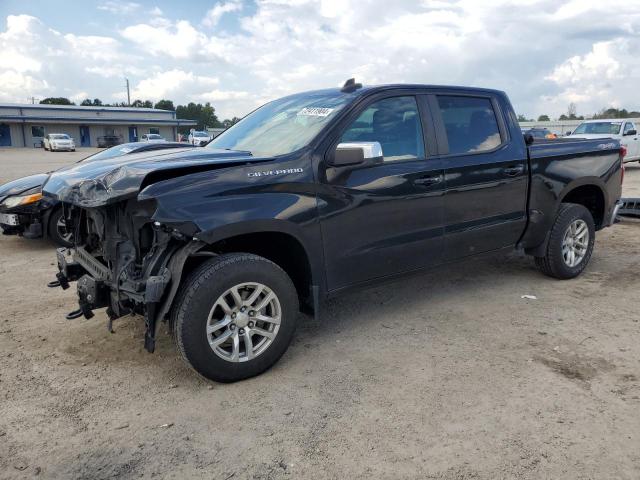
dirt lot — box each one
[1,148,639,479]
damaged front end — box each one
[52,199,203,352]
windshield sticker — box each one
[297,107,334,117]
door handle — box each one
[414,175,442,186]
[503,165,524,176]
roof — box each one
[0,102,171,114]
[0,114,197,126]
[290,84,507,98]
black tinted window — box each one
[624,122,635,134]
[340,96,425,161]
[437,96,501,154]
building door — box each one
[0,124,11,146]
[79,126,90,147]
[128,126,138,142]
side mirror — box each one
[625,129,637,136]
[331,142,383,166]
[523,133,534,146]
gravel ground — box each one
[1,149,639,479]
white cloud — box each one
[542,38,635,115]
[121,20,217,60]
[97,1,141,15]
[202,1,243,28]
[3,2,640,119]
[130,69,220,100]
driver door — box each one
[318,94,445,292]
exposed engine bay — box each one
[54,199,204,352]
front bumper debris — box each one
[618,198,640,218]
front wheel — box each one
[47,208,73,247]
[535,203,595,279]
[172,253,299,383]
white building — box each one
[0,103,197,148]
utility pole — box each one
[125,78,131,106]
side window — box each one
[340,96,425,162]
[437,96,502,154]
[32,126,45,138]
[624,122,634,134]
[149,127,160,135]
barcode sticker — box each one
[297,107,334,117]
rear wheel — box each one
[535,203,595,279]
[48,208,73,247]
[172,253,299,383]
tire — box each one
[47,208,73,247]
[535,203,595,279]
[172,253,299,383]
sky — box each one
[1,0,639,120]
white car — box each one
[188,131,211,146]
[569,119,640,162]
[140,133,166,143]
[44,133,75,152]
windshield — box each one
[51,134,70,139]
[193,132,209,137]
[207,91,354,156]
[573,122,622,135]
[147,134,162,139]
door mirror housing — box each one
[624,129,637,136]
[331,142,383,167]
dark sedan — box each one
[0,142,194,246]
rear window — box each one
[437,96,502,154]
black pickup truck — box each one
[44,81,624,382]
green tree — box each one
[222,117,242,128]
[537,114,550,122]
[80,98,104,106]
[176,102,221,130]
[516,114,532,122]
[154,99,175,111]
[40,97,74,105]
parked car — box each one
[569,119,640,162]
[0,142,193,246]
[97,135,123,148]
[140,133,166,143]
[43,134,75,152]
[523,127,557,140]
[45,81,623,383]
[188,131,212,146]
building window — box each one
[104,128,115,136]
[31,126,45,138]
[149,128,160,135]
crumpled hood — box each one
[42,147,267,208]
[0,173,49,203]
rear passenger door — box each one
[429,93,528,260]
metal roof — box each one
[0,103,171,114]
